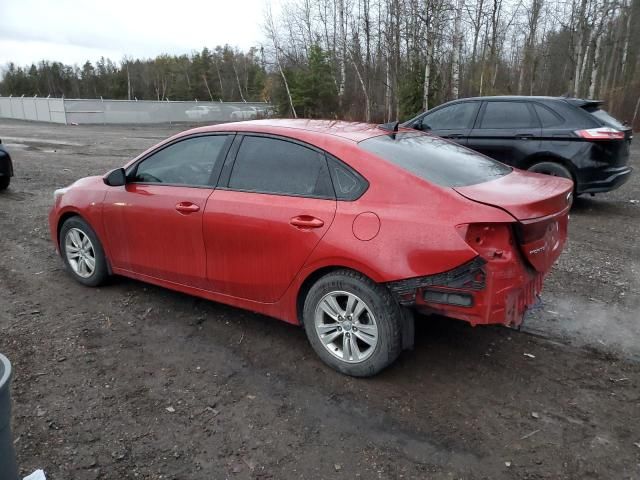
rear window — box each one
[584,107,627,130]
[359,132,511,187]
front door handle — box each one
[175,202,200,213]
[290,215,324,229]
[446,133,465,139]
[516,133,534,140]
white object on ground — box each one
[23,470,47,480]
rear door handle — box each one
[290,215,324,229]
[175,202,200,213]
[516,134,534,140]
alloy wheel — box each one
[314,290,379,363]
[64,227,96,278]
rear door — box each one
[467,101,541,167]
[102,134,232,288]
[416,101,480,144]
[203,135,337,302]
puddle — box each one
[3,143,60,153]
[1,136,84,147]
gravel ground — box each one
[0,119,639,480]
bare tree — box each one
[264,4,297,118]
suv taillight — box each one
[575,127,625,140]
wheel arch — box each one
[297,266,351,325]
[295,265,381,325]
[56,210,83,247]
[56,210,113,274]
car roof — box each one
[182,119,406,143]
[446,95,568,102]
[438,95,602,105]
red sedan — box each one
[49,120,573,376]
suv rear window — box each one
[359,132,511,187]
[583,107,627,130]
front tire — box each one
[0,176,9,190]
[302,270,403,377]
[59,216,109,287]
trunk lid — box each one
[454,170,572,272]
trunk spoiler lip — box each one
[565,98,604,108]
[517,203,571,224]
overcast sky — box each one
[0,0,274,70]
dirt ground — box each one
[0,119,639,480]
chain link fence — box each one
[0,97,272,125]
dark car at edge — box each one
[0,139,13,191]
[403,96,633,195]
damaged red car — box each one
[49,120,572,376]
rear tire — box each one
[0,176,9,191]
[59,216,109,287]
[302,270,403,377]
[528,161,573,181]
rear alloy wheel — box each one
[528,161,573,181]
[59,217,109,287]
[303,270,403,377]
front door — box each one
[203,135,337,302]
[102,134,232,288]
[418,101,480,145]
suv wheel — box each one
[0,176,9,190]
[302,270,403,377]
[528,161,573,181]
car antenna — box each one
[378,121,400,139]
[378,121,399,133]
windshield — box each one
[359,132,512,187]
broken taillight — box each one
[514,217,555,244]
[575,127,625,140]
[456,223,514,261]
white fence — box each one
[0,97,272,125]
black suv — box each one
[0,140,13,191]
[403,96,633,195]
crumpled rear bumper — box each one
[387,255,543,327]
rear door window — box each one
[359,132,511,187]
[533,104,565,127]
[228,136,334,198]
[421,102,479,130]
[480,102,537,129]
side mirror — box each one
[103,167,126,187]
[421,122,432,131]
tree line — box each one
[2,0,640,126]
[265,0,640,126]
[0,46,267,104]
